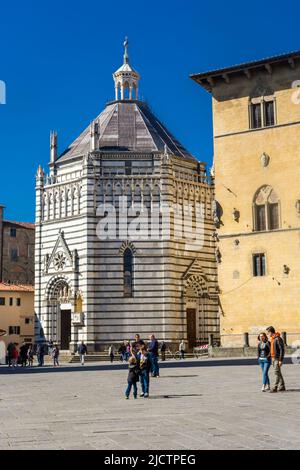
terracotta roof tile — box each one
[0,283,34,292]
[3,220,35,230]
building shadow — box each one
[0,357,272,376]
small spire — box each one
[50,130,58,163]
[123,36,129,64]
[113,38,140,101]
[90,120,99,152]
[36,165,44,177]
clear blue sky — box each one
[1,0,299,222]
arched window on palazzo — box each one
[253,185,280,231]
[124,248,134,297]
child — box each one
[125,356,139,399]
[139,345,151,398]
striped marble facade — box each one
[34,47,219,351]
[35,146,219,351]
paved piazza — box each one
[1,358,300,450]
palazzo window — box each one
[9,326,20,334]
[123,248,133,297]
[249,96,275,129]
[253,186,280,232]
[10,248,19,262]
[253,253,266,277]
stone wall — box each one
[211,60,300,347]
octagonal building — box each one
[34,40,219,352]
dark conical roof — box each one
[58,100,195,161]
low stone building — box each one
[0,283,35,349]
[0,204,35,285]
[35,40,219,352]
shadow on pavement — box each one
[159,375,199,378]
[149,393,202,399]
[0,357,294,376]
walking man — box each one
[37,343,45,367]
[148,334,159,378]
[266,326,286,392]
[108,344,115,363]
[19,342,28,367]
[52,345,60,367]
[179,339,186,360]
[160,341,166,361]
[7,342,14,367]
[77,341,87,365]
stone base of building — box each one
[208,346,297,358]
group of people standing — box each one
[6,341,60,368]
[124,334,160,399]
[258,326,286,392]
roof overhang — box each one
[190,50,300,92]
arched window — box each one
[124,248,133,297]
[253,186,280,231]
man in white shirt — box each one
[179,339,186,359]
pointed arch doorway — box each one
[184,274,210,348]
[48,278,72,351]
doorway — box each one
[60,309,71,350]
[186,308,197,349]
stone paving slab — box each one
[1,359,300,450]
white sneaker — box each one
[261,385,266,392]
[265,385,270,391]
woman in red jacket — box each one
[12,344,19,368]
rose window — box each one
[53,252,67,271]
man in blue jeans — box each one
[148,334,159,377]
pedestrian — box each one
[125,341,131,361]
[179,339,186,360]
[27,345,34,367]
[118,342,126,362]
[52,345,60,367]
[48,339,54,356]
[19,342,28,367]
[108,344,115,363]
[132,334,145,354]
[266,326,286,392]
[11,344,19,368]
[160,341,166,361]
[148,334,159,378]
[37,343,45,366]
[7,342,15,367]
[138,345,151,398]
[257,333,271,391]
[77,341,87,365]
[125,356,139,400]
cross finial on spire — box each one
[113,37,140,101]
[123,36,129,64]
